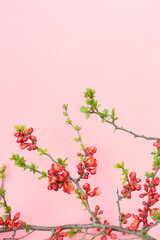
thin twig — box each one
[2,230,34,240]
[91,229,105,240]
[91,110,160,141]
[79,229,88,240]
[116,189,123,228]
[11,230,16,240]
[0,223,157,240]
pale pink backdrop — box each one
[0,1,160,239]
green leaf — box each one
[111,108,115,117]
[63,112,67,116]
[121,161,124,168]
[153,210,159,215]
[74,138,80,142]
[92,101,97,109]
[86,88,91,93]
[20,125,26,130]
[80,106,88,113]
[122,180,126,185]
[66,118,72,124]
[37,148,48,155]
[14,125,21,132]
[26,227,30,233]
[4,206,12,214]
[74,125,81,131]
[151,152,156,155]
[62,104,68,110]
[114,163,122,168]
[62,157,68,164]
[38,171,48,180]
[97,112,103,117]
[102,118,107,123]
[68,229,75,238]
[37,148,42,152]
[145,171,150,178]
[86,113,90,119]
[81,144,86,150]
[84,92,89,98]
[2,215,8,220]
[122,169,129,175]
[57,158,62,164]
[153,156,159,161]
[144,231,148,236]
[151,215,158,220]
[103,109,108,116]
[86,99,92,105]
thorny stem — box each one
[141,167,160,231]
[70,177,97,224]
[90,110,160,141]
[44,152,57,164]
[79,229,88,240]
[116,189,123,228]
[0,179,4,202]
[65,108,86,158]
[2,230,35,240]
[11,230,16,240]
[0,223,157,240]
[63,108,97,223]
[91,229,105,240]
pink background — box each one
[0,1,160,239]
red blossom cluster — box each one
[77,146,97,178]
[121,172,141,199]
[45,227,68,240]
[120,175,160,230]
[14,127,37,151]
[153,140,160,148]
[90,205,103,222]
[89,206,117,239]
[100,227,117,240]
[120,213,131,224]
[139,177,160,206]
[82,183,101,200]
[0,212,23,231]
[47,163,75,194]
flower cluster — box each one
[119,212,131,224]
[77,146,97,178]
[0,212,23,231]
[47,163,75,194]
[130,176,160,228]
[153,140,160,148]
[120,175,160,230]
[82,183,101,200]
[139,177,160,206]
[45,227,68,240]
[14,126,37,151]
[121,172,141,199]
[90,205,103,222]
[101,227,117,240]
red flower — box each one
[130,219,140,230]
[0,217,4,225]
[63,180,75,194]
[16,220,23,228]
[13,212,20,221]
[5,219,15,231]
[85,156,97,167]
[93,187,101,196]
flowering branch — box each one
[1,89,160,240]
[80,88,160,141]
